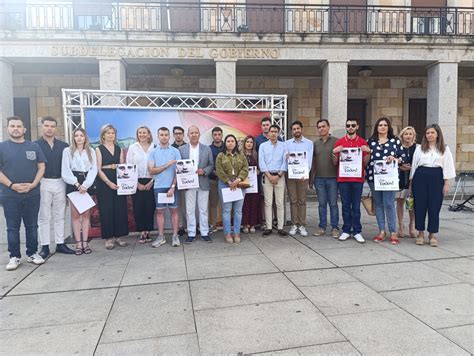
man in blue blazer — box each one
[179,126,214,243]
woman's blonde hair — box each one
[398,126,417,144]
[70,128,93,163]
[99,124,117,144]
[136,126,153,144]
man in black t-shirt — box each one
[0,116,47,271]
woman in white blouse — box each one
[410,124,455,247]
[126,126,155,243]
[61,128,98,255]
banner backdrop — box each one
[84,108,269,237]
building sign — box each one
[50,46,280,59]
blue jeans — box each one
[218,180,245,235]
[314,177,339,229]
[338,182,363,235]
[369,182,397,233]
[3,194,41,258]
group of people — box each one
[0,114,455,271]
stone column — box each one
[0,58,13,141]
[427,61,458,163]
[99,58,126,106]
[321,60,348,138]
[215,60,236,108]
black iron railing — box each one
[0,2,472,36]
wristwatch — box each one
[9,182,14,188]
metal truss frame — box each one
[62,89,287,142]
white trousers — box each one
[185,188,209,237]
[38,178,66,246]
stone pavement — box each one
[0,201,473,355]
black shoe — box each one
[38,245,50,259]
[262,229,272,236]
[56,243,75,254]
[201,235,213,243]
[185,236,195,244]
[278,229,288,237]
[178,228,186,237]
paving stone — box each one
[285,269,356,287]
[254,341,361,355]
[295,235,367,251]
[438,324,474,354]
[101,283,195,343]
[301,281,395,316]
[183,237,261,259]
[316,245,412,267]
[343,261,460,292]
[329,309,470,355]
[0,261,38,297]
[186,253,278,280]
[382,283,474,329]
[0,289,116,330]
[190,273,304,310]
[423,258,474,284]
[96,333,200,355]
[382,240,461,260]
[195,299,345,354]
[0,321,103,355]
[438,239,474,257]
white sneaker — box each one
[152,236,166,248]
[353,233,366,243]
[299,226,308,237]
[289,225,298,236]
[6,257,20,271]
[26,253,45,265]
[172,235,181,247]
[338,232,351,241]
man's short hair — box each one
[316,119,330,127]
[41,116,57,125]
[212,126,223,134]
[261,117,271,124]
[172,126,184,134]
[346,118,358,124]
[6,116,25,125]
[269,124,280,132]
[158,127,169,133]
[291,120,303,129]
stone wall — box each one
[457,79,474,171]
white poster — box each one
[244,166,258,194]
[287,151,309,179]
[374,160,399,191]
[176,159,199,190]
[67,191,95,214]
[117,164,138,195]
[339,147,363,178]
[222,187,244,203]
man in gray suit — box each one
[179,126,214,243]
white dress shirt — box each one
[189,144,200,170]
[61,147,98,188]
[410,145,456,180]
[126,142,154,178]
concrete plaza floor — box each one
[0,201,473,355]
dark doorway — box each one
[161,0,200,32]
[330,0,367,33]
[246,0,284,33]
[408,98,427,143]
[13,97,31,141]
[348,99,367,138]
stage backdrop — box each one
[84,108,269,237]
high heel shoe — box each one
[373,231,386,243]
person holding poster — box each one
[126,126,155,244]
[366,117,405,245]
[241,136,261,234]
[178,126,214,244]
[148,127,181,248]
[216,134,249,243]
[62,128,97,255]
[172,126,187,237]
[285,120,313,237]
[208,127,225,234]
[333,119,370,243]
[95,124,129,250]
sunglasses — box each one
[346,124,357,128]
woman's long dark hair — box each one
[242,135,257,162]
[224,134,239,154]
[421,124,446,154]
[370,117,395,141]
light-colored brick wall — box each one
[457,79,474,171]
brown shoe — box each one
[415,235,424,245]
[105,238,115,250]
[115,237,128,247]
[233,234,241,244]
[429,237,438,247]
[312,227,325,237]
[225,234,233,244]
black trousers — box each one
[132,178,155,232]
[412,166,444,233]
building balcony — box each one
[1,2,473,37]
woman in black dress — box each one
[95,124,129,249]
[241,136,262,233]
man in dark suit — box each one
[178,126,214,243]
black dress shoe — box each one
[278,229,288,237]
[185,235,195,244]
[262,229,272,236]
[38,245,50,259]
[201,235,213,243]
[178,228,186,237]
[56,243,75,254]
